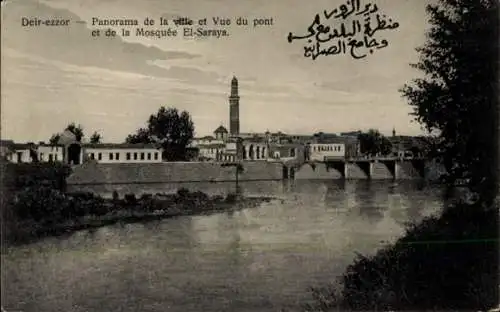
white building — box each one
[190,136,225,147]
[6,143,33,163]
[309,143,345,162]
[37,144,64,162]
[198,143,226,161]
[82,143,163,163]
[190,136,226,161]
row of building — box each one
[0,127,421,165]
[0,128,357,165]
[1,76,424,165]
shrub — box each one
[177,188,190,197]
[340,202,498,310]
[124,193,137,205]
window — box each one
[90,153,95,160]
[134,153,138,160]
[40,153,44,160]
[55,154,58,161]
[49,154,53,162]
[98,153,102,161]
[140,153,145,160]
[154,152,158,160]
[115,153,120,160]
[126,153,131,160]
[17,152,23,163]
[109,153,114,160]
[147,153,151,160]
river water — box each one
[1,180,443,312]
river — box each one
[1,180,443,312]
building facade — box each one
[308,143,345,161]
[2,141,64,163]
[241,141,268,160]
[6,144,33,163]
[82,143,163,164]
[37,144,64,162]
[268,143,304,161]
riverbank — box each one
[303,200,498,311]
[2,187,274,248]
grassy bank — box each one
[2,186,273,247]
[304,200,498,311]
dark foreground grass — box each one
[304,201,499,311]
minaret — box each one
[392,127,396,137]
[229,76,240,136]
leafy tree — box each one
[65,123,84,142]
[357,129,392,156]
[125,127,152,144]
[89,131,102,144]
[49,134,61,145]
[125,107,195,161]
[49,123,85,144]
[400,0,498,205]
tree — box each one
[125,127,152,144]
[89,132,102,144]
[400,0,498,205]
[49,134,61,145]
[65,123,84,142]
[49,123,85,145]
[357,129,392,156]
[125,107,195,161]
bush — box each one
[340,202,498,310]
[225,193,238,203]
[10,186,108,222]
[177,188,190,197]
[12,185,69,222]
[124,193,137,205]
[3,162,71,191]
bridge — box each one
[280,156,428,180]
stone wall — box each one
[66,160,283,190]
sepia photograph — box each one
[1,0,499,311]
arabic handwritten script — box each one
[287,0,400,60]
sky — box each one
[1,0,432,143]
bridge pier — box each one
[371,160,396,180]
[291,157,426,180]
[282,165,296,180]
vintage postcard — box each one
[1,0,498,311]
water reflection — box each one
[2,180,442,312]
